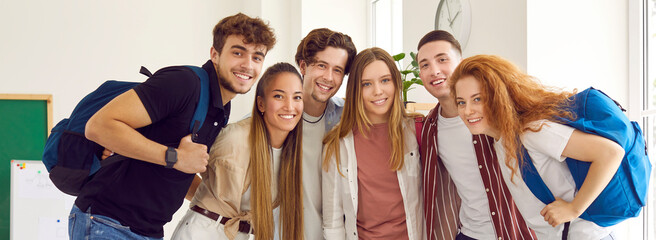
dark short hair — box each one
[295,28,357,74]
[417,30,462,56]
[213,13,276,54]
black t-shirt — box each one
[74,60,230,238]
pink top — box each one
[353,123,409,240]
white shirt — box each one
[240,147,282,212]
[301,112,327,240]
[495,121,613,240]
[437,108,496,239]
[322,120,424,240]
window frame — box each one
[629,0,655,240]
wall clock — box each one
[435,0,472,48]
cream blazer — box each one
[191,118,275,238]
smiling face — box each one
[257,72,304,141]
[299,47,348,109]
[417,40,461,100]
[212,34,267,99]
[360,60,396,124]
[455,75,498,138]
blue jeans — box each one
[456,232,477,240]
[69,204,162,240]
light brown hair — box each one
[322,47,409,173]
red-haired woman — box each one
[450,55,622,240]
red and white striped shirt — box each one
[420,105,537,240]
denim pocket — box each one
[68,212,76,237]
[90,215,132,231]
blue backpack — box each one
[519,87,652,227]
[42,66,210,196]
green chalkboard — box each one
[0,94,51,240]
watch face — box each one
[435,0,471,48]
[165,147,177,168]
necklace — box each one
[303,112,325,124]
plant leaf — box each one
[403,81,414,90]
[400,70,414,75]
[393,53,405,61]
[411,54,418,68]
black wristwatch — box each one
[165,147,177,168]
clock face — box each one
[435,0,471,48]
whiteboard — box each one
[10,160,75,240]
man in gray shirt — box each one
[294,28,356,239]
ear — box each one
[210,46,220,64]
[257,96,265,114]
[299,60,307,76]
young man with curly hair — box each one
[69,13,276,240]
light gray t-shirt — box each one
[301,112,327,240]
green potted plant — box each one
[393,52,423,103]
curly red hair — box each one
[449,55,575,181]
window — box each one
[646,1,656,112]
[634,0,656,239]
[371,0,403,55]
[647,1,655,239]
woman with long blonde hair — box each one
[172,62,304,240]
[322,47,424,240]
[450,55,623,240]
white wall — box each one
[527,0,628,107]
[402,0,630,110]
[0,0,243,123]
[402,0,528,104]
[299,0,369,98]
[1,1,368,239]
[0,0,368,124]
[527,1,634,238]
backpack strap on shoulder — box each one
[139,66,153,77]
[184,66,210,142]
[518,145,573,239]
[518,145,556,205]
